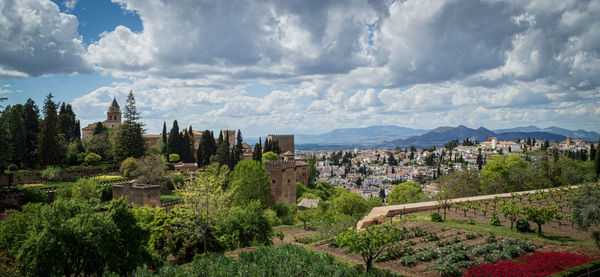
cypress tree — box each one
[7,105,26,166]
[114,91,146,161]
[167,120,180,156]
[594,138,600,180]
[23,99,40,167]
[38,93,62,166]
[207,130,217,160]
[0,115,11,170]
[162,121,167,145]
[253,137,262,161]
[216,131,230,166]
[234,129,243,166]
[589,143,596,162]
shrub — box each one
[71,178,101,201]
[515,218,531,232]
[273,202,296,225]
[41,166,62,181]
[489,216,501,226]
[398,256,417,266]
[468,218,476,225]
[21,188,48,204]
[84,152,102,165]
[465,233,476,240]
[263,209,281,227]
[168,154,180,163]
[7,163,17,171]
[216,200,272,250]
[119,157,138,178]
[431,212,443,222]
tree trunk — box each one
[537,223,542,234]
[366,259,372,273]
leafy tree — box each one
[522,205,557,234]
[262,151,279,162]
[571,184,600,248]
[174,162,231,254]
[6,104,26,166]
[84,152,102,165]
[387,181,426,205]
[297,208,318,230]
[57,103,78,142]
[38,93,63,166]
[229,160,272,207]
[132,154,168,185]
[378,187,386,202]
[481,154,535,194]
[216,200,272,250]
[337,224,405,272]
[444,139,459,151]
[197,129,216,167]
[87,127,114,161]
[0,116,13,170]
[501,201,521,230]
[439,167,482,198]
[114,91,145,161]
[332,192,368,219]
[120,157,138,178]
[252,137,262,162]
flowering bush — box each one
[464,252,598,277]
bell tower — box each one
[106,97,122,128]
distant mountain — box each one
[295,125,428,145]
[495,126,599,141]
[385,125,567,148]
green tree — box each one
[501,201,521,230]
[6,104,26,166]
[481,154,535,194]
[252,137,262,162]
[0,115,12,170]
[233,129,243,166]
[216,200,272,250]
[132,154,168,185]
[229,160,272,207]
[522,205,557,234]
[595,139,600,180]
[161,121,167,153]
[262,151,279,162]
[571,184,600,248]
[197,129,216,167]
[332,192,368,219]
[387,181,426,205]
[175,162,230,254]
[114,91,145,161]
[439,167,482,198]
[23,98,40,167]
[38,93,63,166]
[337,224,405,272]
[84,152,102,165]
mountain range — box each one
[292,125,597,149]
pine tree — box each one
[38,93,62,166]
[7,105,26,166]
[0,108,13,169]
[23,99,40,167]
[114,91,146,161]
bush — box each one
[431,212,443,222]
[119,157,138,178]
[84,152,102,165]
[168,154,180,163]
[490,216,501,226]
[71,178,101,201]
[216,200,272,250]
[7,163,17,171]
[468,219,476,225]
[21,188,48,204]
[263,209,281,227]
[516,218,531,232]
[41,166,63,181]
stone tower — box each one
[104,97,122,129]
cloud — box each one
[0,0,91,78]
[64,0,78,11]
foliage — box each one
[20,188,48,204]
[196,130,217,167]
[307,154,319,188]
[464,252,597,277]
[332,191,369,219]
[522,205,557,234]
[489,216,501,226]
[169,153,180,163]
[71,178,101,202]
[481,154,536,194]
[84,152,102,165]
[114,91,146,161]
[263,209,281,226]
[41,166,63,181]
[387,181,426,205]
[216,200,272,250]
[501,201,520,230]
[132,244,395,276]
[515,219,531,233]
[132,154,168,185]
[431,212,444,222]
[571,184,600,248]
[0,199,153,276]
[262,151,279,162]
[337,224,405,272]
[439,168,482,198]
[120,157,139,178]
[272,202,296,225]
[38,93,64,166]
[229,160,272,207]
[174,162,230,257]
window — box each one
[272,179,276,185]
[287,179,291,184]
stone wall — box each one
[113,180,160,207]
[268,134,294,154]
[295,162,308,186]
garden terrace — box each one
[357,185,580,230]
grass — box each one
[406,212,595,248]
[160,194,181,202]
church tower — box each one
[105,97,122,129]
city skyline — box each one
[1,0,599,136]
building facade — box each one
[81,97,122,140]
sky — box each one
[1,0,599,137]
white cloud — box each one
[64,0,78,11]
[0,0,91,78]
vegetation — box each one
[114,91,146,161]
[387,181,426,205]
[337,224,405,272]
[571,184,600,248]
